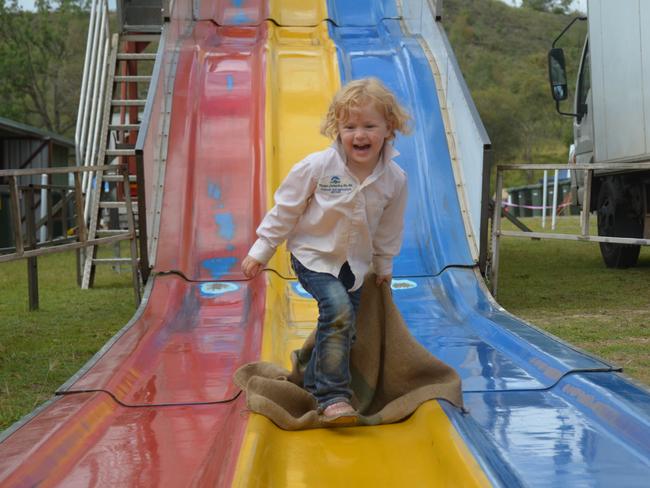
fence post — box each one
[551,169,559,230]
[74,172,87,286]
[490,168,505,297]
[121,165,142,305]
[40,174,47,242]
[542,170,548,228]
[61,188,69,237]
[25,186,39,311]
[8,176,24,256]
[46,175,53,241]
[581,169,592,237]
[135,152,150,284]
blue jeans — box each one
[290,255,362,410]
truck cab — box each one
[573,37,592,170]
[548,0,650,268]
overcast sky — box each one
[501,0,587,12]
[15,0,116,9]
[15,0,587,13]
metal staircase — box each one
[82,33,160,300]
[75,0,163,303]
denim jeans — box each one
[290,255,362,410]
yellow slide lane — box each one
[232,3,491,486]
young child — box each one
[241,78,410,424]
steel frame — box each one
[490,161,650,296]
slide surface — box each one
[1,1,650,486]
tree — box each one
[0,0,88,136]
[474,85,522,164]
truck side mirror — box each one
[548,48,568,101]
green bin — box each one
[530,187,542,217]
[519,188,532,217]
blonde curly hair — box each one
[321,78,411,141]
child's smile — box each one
[339,102,391,173]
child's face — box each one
[338,102,391,169]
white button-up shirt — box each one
[248,142,407,291]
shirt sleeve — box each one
[372,174,408,276]
[248,157,317,264]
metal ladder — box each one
[80,32,160,303]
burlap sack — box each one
[234,275,463,430]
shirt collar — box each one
[331,140,400,168]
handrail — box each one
[74,0,112,223]
[0,164,132,264]
[0,165,112,178]
[74,0,97,175]
[135,35,166,152]
[132,32,166,283]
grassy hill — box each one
[444,0,588,186]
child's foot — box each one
[321,401,358,426]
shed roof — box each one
[0,116,74,148]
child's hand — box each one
[376,274,392,286]
[242,255,264,278]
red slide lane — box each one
[0,392,249,486]
[155,22,267,281]
[197,0,270,25]
[0,20,267,486]
[67,275,265,405]
[69,20,268,405]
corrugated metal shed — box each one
[0,117,75,247]
[0,116,74,173]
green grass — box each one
[0,248,135,431]
[497,216,650,387]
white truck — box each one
[548,0,650,267]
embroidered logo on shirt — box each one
[318,175,355,195]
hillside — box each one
[443,0,587,185]
[0,1,92,138]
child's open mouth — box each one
[353,144,371,151]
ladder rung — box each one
[115,142,136,149]
[103,175,137,183]
[117,53,157,61]
[122,26,162,35]
[99,201,138,209]
[111,99,147,106]
[92,258,137,265]
[109,124,140,131]
[121,34,160,42]
[96,229,135,235]
[114,75,152,83]
[105,149,136,157]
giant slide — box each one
[1,1,650,486]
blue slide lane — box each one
[327,0,398,26]
[331,20,475,275]
[328,1,650,485]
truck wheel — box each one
[596,176,643,268]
